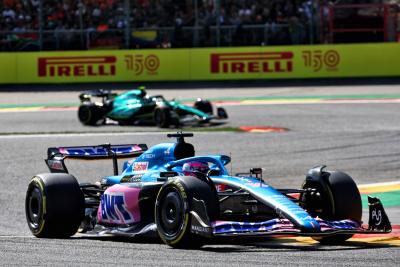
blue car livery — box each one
[25,133,392,248]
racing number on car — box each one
[100,193,134,224]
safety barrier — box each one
[1,43,400,84]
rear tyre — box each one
[78,103,105,126]
[194,99,213,115]
[25,173,85,238]
[154,107,171,128]
[155,176,219,248]
[301,170,362,244]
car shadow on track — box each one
[73,235,397,252]
[200,238,398,252]
[98,120,228,128]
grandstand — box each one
[0,0,399,51]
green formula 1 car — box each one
[77,87,228,128]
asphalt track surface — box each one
[0,85,399,266]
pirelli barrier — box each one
[0,43,400,84]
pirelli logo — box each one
[210,52,293,74]
[38,56,116,77]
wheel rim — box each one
[302,182,333,219]
[158,189,184,237]
[26,187,43,230]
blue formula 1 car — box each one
[77,87,228,128]
[25,133,391,248]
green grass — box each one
[361,191,400,208]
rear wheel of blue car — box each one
[155,176,219,248]
[25,173,85,238]
[301,170,362,244]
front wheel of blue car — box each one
[155,176,219,248]
[301,169,362,244]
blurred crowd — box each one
[0,0,397,50]
[0,0,314,30]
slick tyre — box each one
[194,99,213,115]
[301,170,362,244]
[78,103,105,126]
[25,173,85,238]
[155,176,219,248]
[154,107,171,128]
[217,107,228,119]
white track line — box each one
[0,131,226,139]
[0,132,166,139]
[358,180,400,188]
[0,235,34,238]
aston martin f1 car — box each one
[25,133,391,248]
[77,87,228,128]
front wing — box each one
[211,218,386,237]
[191,195,392,238]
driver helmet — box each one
[182,161,209,177]
[137,86,147,98]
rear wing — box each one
[46,143,147,175]
[79,89,115,102]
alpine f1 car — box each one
[25,133,391,248]
[77,87,228,128]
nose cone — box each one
[299,217,321,232]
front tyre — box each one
[156,184,190,246]
[155,176,219,248]
[301,169,362,244]
[217,107,228,119]
[25,173,85,238]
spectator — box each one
[0,0,318,50]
